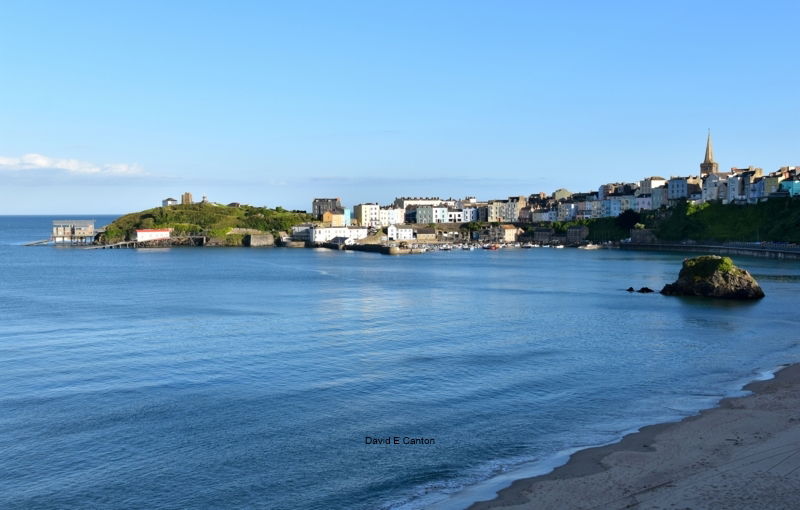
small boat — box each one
[483,244,499,250]
[554,245,565,249]
[578,243,601,250]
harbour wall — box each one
[621,243,800,260]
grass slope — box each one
[103,204,312,243]
[656,199,800,243]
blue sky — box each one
[1,1,798,214]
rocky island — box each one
[660,255,765,299]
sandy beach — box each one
[469,363,800,510]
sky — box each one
[1,0,798,214]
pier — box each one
[86,241,139,249]
[84,236,208,249]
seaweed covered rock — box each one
[661,255,765,299]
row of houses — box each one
[529,134,799,222]
[539,165,799,222]
[311,196,523,227]
[311,134,798,231]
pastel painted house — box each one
[322,209,347,227]
[498,224,519,243]
[780,179,800,197]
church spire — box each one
[704,129,714,164]
[700,129,719,175]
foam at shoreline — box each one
[385,362,791,510]
[464,361,800,510]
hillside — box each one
[102,203,313,244]
[655,198,800,243]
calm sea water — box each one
[2,215,799,510]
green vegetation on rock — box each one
[102,203,312,244]
[681,255,735,278]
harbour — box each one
[3,215,800,510]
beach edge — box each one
[467,362,800,510]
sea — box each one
[2,215,799,510]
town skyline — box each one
[2,2,799,214]
[129,132,800,218]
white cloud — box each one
[0,153,145,176]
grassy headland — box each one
[102,203,312,245]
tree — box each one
[616,209,641,230]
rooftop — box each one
[53,220,94,227]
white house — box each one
[387,224,413,241]
[136,228,172,242]
[702,173,727,202]
[447,209,464,223]
[310,226,369,243]
[161,198,178,207]
[378,207,405,227]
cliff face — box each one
[661,255,765,299]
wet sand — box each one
[469,363,800,510]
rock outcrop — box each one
[627,286,655,293]
[660,255,765,299]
